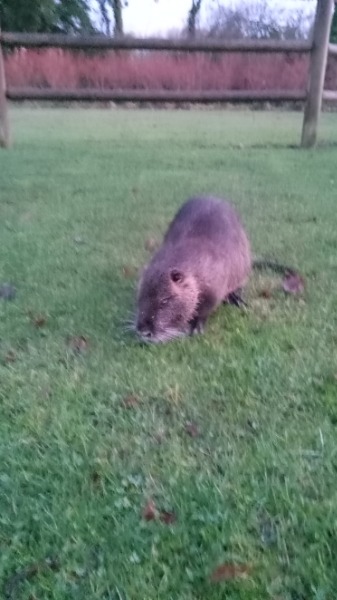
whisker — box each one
[155,328,186,343]
[122,326,135,333]
[130,325,188,345]
[123,324,136,331]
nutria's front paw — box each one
[188,317,204,336]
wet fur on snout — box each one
[134,196,252,343]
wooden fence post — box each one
[301,0,334,148]
[0,31,10,148]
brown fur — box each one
[135,196,252,343]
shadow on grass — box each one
[233,140,337,150]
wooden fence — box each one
[0,0,336,148]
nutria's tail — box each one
[252,259,297,276]
[224,259,299,310]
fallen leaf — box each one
[122,394,139,409]
[159,510,177,525]
[30,314,47,328]
[210,563,251,582]
[282,272,305,295]
[0,283,16,301]
[258,288,272,299]
[184,420,200,438]
[67,335,89,355]
[142,499,157,521]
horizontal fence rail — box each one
[7,88,308,103]
[0,33,312,53]
[322,89,337,100]
[0,1,336,149]
[328,42,337,55]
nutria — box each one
[134,195,254,343]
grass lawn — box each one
[1,106,337,600]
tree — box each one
[187,0,202,39]
[97,0,127,37]
[56,0,94,33]
[98,0,111,35]
[111,0,124,36]
[206,0,314,41]
[0,0,95,33]
[330,5,337,42]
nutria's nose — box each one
[137,328,153,342]
[136,320,153,340]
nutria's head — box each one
[135,266,199,343]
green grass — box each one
[1,106,337,600]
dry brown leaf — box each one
[142,499,176,525]
[142,499,157,521]
[31,314,47,328]
[258,288,272,299]
[210,562,251,582]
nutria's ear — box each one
[170,269,184,284]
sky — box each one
[91,0,316,37]
[124,0,197,35]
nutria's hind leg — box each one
[223,288,248,309]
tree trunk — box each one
[111,0,124,37]
[98,0,111,35]
[188,0,202,39]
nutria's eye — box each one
[170,269,184,283]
